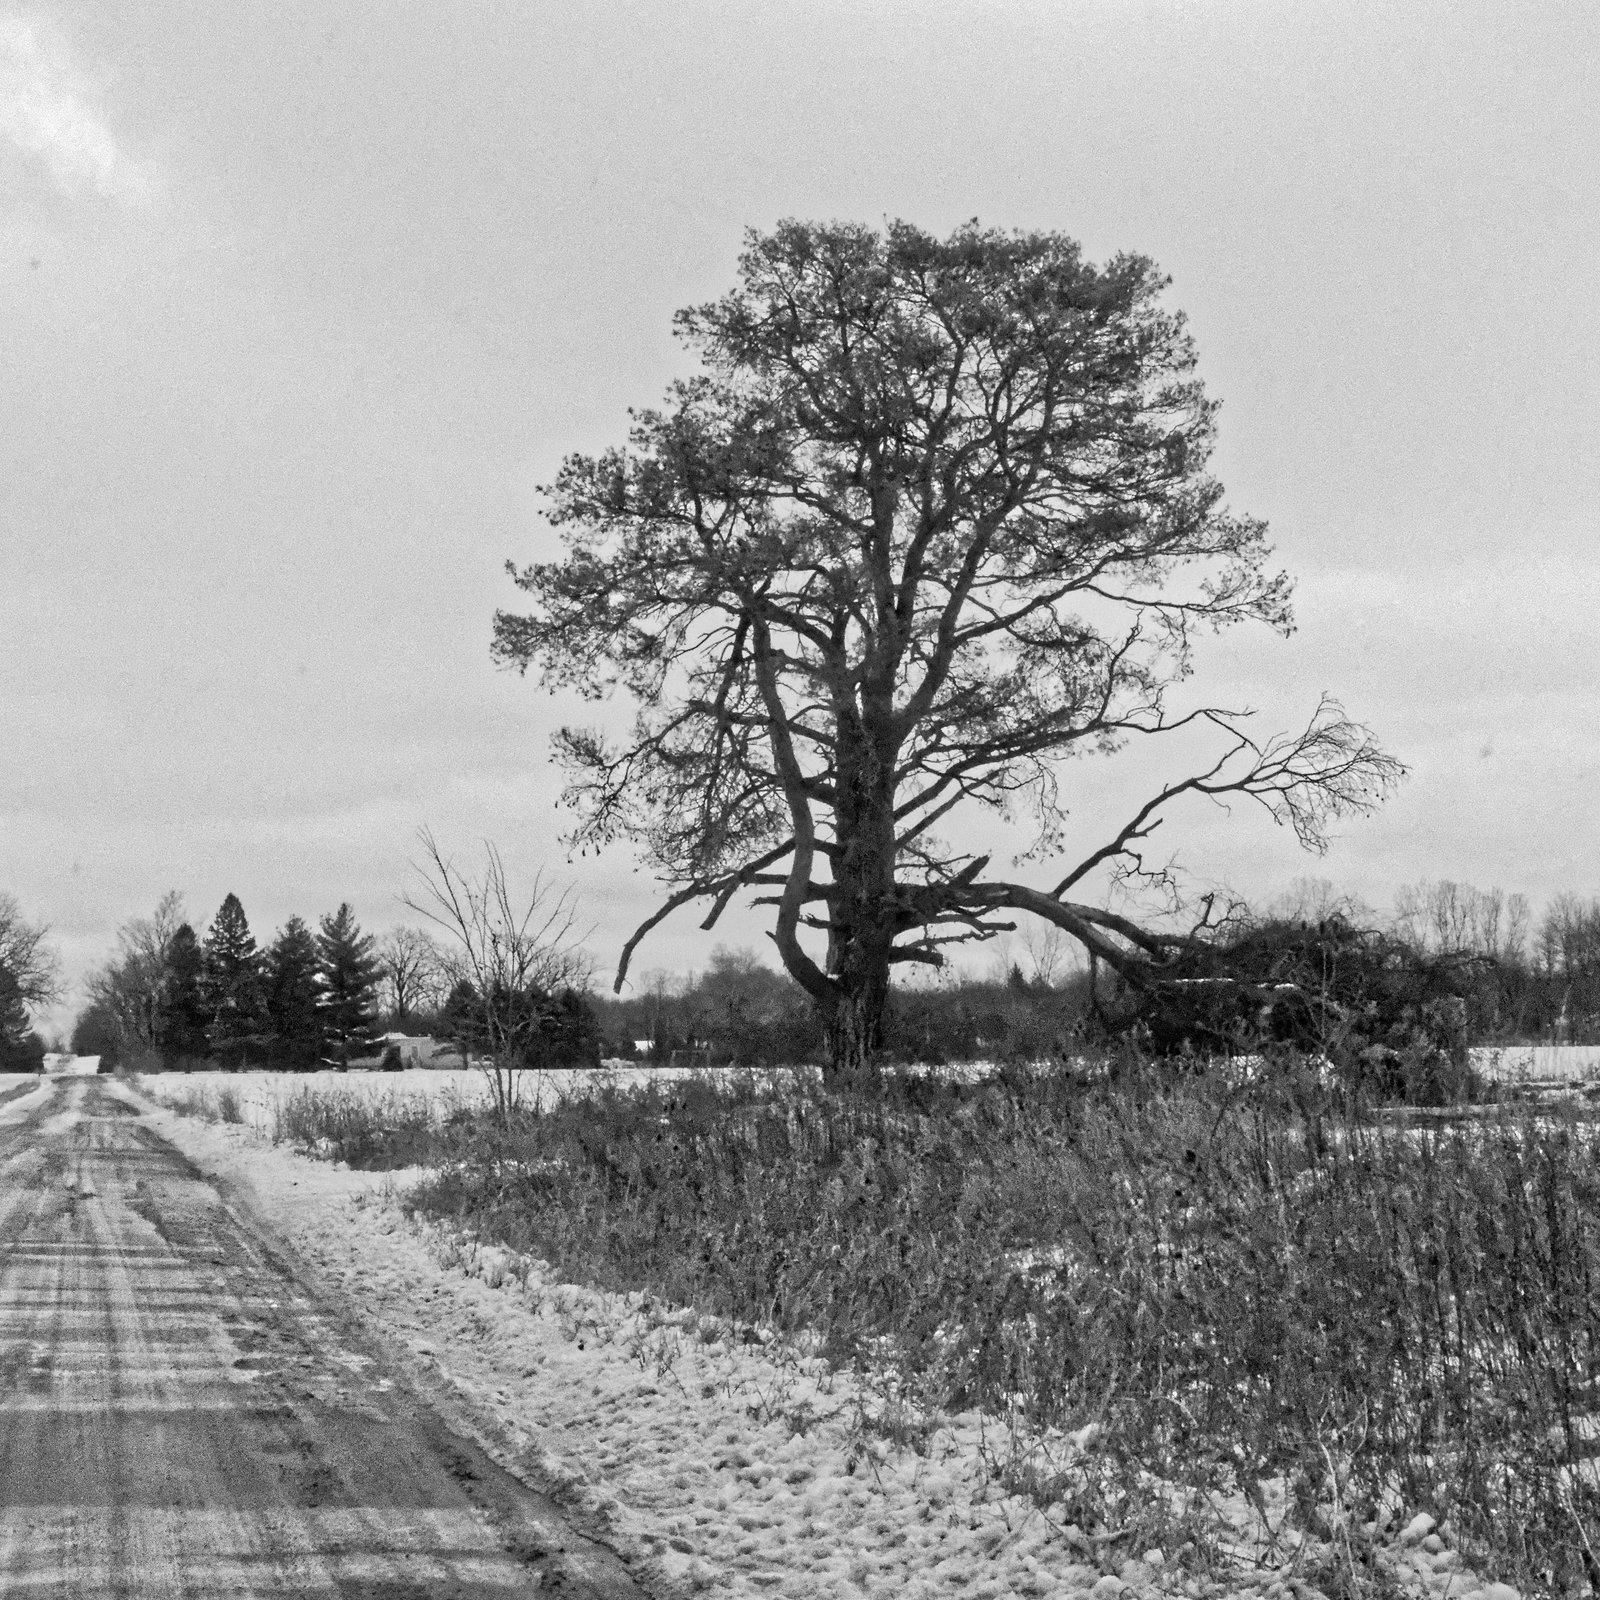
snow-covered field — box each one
[129,1062,795,1135]
[125,1079,1527,1600]
[1469,1044,1600,1083]
[87,1038,1600,1144]
[133,1066,491,1132]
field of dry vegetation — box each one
[147,1053,1600,1597]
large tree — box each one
[263,917,324,1070]
[201,893,264,1068]
[0,964,44,1072]
[159,924,209,1065]
[376,926,445,1027]
[0,893,61,1013]
[0,894,59,1072]
[497,219,1402,1075]
[86,891,185,1059]
[315,905,381,1069]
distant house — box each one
[375,1033,439,1067]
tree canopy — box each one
[497,218,1402,1073]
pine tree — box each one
[0,963,43,1071]
[316,904,381,1068]
[159,924,209,1067]
[201,894,264,1069]
[440,977,482,1066]
[263,918,323,1071]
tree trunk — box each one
[822,687,899,1087]
[824,977,887,1086]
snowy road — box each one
[0,1076,642,1597]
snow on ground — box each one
[1470,1045,1600,1084]
[134,1067,493,1133]
[41,1052,101,1075]
[133,1046,1600,1145]
[117,1079,1532,1600]
[0,1073,57,1115]
[132,1064,818,1137]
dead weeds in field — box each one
[402,1056,1600,1595]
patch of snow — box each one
[41,1052,99,1075]
[1471,1045,1600,1083]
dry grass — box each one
[268,1083,456,1168]
[144,1079,245,1125]
[402,1058,1600,1594]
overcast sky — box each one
[4,0,1598,1026]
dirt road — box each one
[0,1075,644,1597]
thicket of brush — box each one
[149,1077,245,1124]
[270,1083,454,1166]
[405,1059,1600,1593]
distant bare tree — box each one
[1021,922,1072,988]
[1391,884,1428,952]
[1502,892,1531,966]
[1536,893,1600,1038]
[1393,880,1532,964]
[87,891,185,1053]
[377,927,445,1026]
[1431,882,1472,953]
[0,893,62,1010]
[1268,876,1370,926]
[404,830,590,1117]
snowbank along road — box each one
[0,1074,643,1597]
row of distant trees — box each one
[588,878,1600,1070]
[591,943,1091,1069]
[69,842,605,1079]
[1279,877,1600,1044]
[73,893,391,1071]
[20,868,1600,1080]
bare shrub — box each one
[270,1084,450,1169]
[404,828,592,1119]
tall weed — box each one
[158,1081,245,1125]
[407,1060,1600,1591]
[270,1085,455,1167]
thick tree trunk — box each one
[820,674,901,1086]
[824,971,889,1085]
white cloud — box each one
[0,15,153,203]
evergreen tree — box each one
[201,893,264,1068]
[440,977,482,1064]
[533,988,603,1068]
[316,904,381,1068]
[0,963,44,1071]
[159,924,209,1067]
[263,917,323,1071]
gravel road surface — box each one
[0,1074,643,1597]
